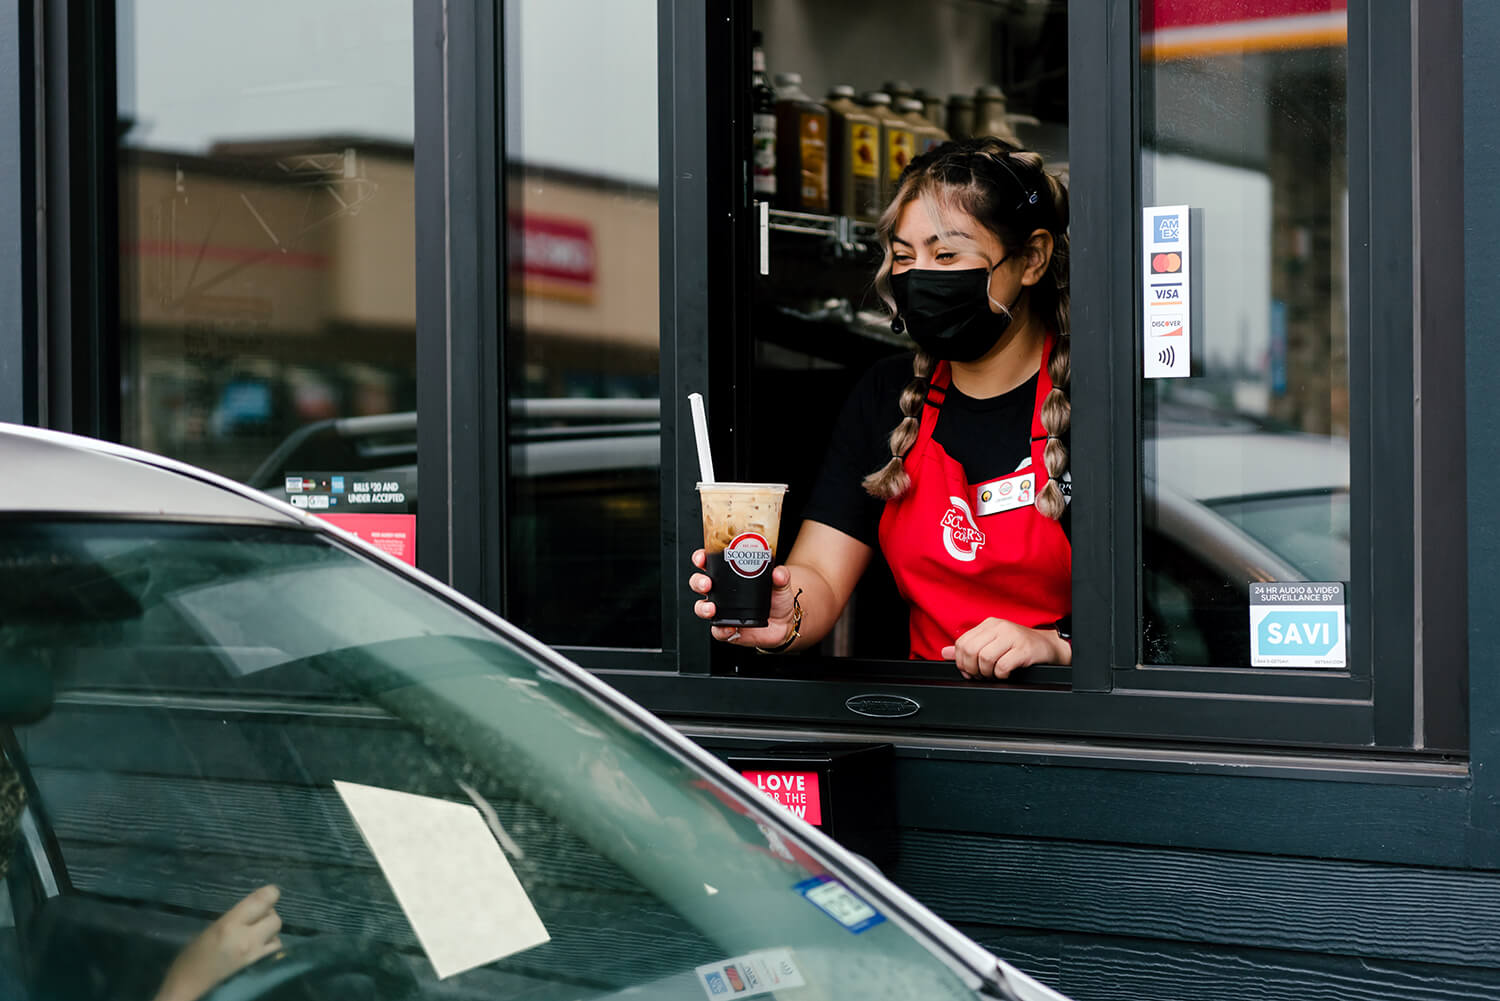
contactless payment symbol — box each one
[725,532,772,578]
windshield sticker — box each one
[794,875,886,934]
[334,780,550,978]
[696,948,806,998]
[1248,582,1347,668]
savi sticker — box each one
[695,948,806,999]
[1143,204,1191,379]
[794,875,885,933]
[1248,582,1346,668]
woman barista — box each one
[690,138,1071,680]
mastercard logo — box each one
[1151,252,1182,274]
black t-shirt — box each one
[804,352,1071,546]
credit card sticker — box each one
[794,875,886,934]
[695,948,806,999]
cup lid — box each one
[696,482,788,492]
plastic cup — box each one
[697,482,788,627]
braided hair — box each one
[861,137,1071,521]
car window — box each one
[0,521,983,1001]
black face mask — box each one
[890,262,1017,362]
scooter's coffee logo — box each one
[940,496,986,562]
[725,532,773,578]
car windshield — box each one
[0,521,983,1001]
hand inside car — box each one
[153,885,284,1001]
[942,617,1072,680]
[690,549,797,648]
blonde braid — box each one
[1032,168,1071,521]
[862,351,935,499]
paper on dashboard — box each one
[334,780,550,979]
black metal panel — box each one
[1067,0,1136,692]
[564,649,669,672]
[610,671,1376,748]
[41,0,118,438]
[1361,2,1416,747]
[1465,0,1500,841]
[413,1,504,608]
[1415,1,1468,753]
[1112,666,1366,700]
[661,0,714,672]
[0,1,37,425]
[684,728,1469,866]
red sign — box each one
[320,513,416,567]
[1142,0,1346,59]
[741,770,822,825]
[511,215,596,291]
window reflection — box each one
[1139,1,1350,668]
[502,0,662,648]
[115,0,418,522]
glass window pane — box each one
[502,0,662,648]
[1138,1,1351,668]
[115,0,418,559]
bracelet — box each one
[755,589,803,654]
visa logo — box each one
[1259,612,1340,656]
[1153,288,1180,301]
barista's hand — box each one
[942,618,1071,680]
[690,549,797,648]
[153,885,283,1001]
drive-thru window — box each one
[8,1,1500,997]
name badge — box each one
[974,470,1035,516]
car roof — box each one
[0,423,300,525]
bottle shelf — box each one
[766,208,878,253]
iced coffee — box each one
[697,482,787,627]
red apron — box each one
[877,334,1072,660]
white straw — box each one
[688,392,716,484]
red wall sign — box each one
[511,214,596,290]
[321,513,416,567]
[741,770,823,825]
[1141,0,1347,59]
